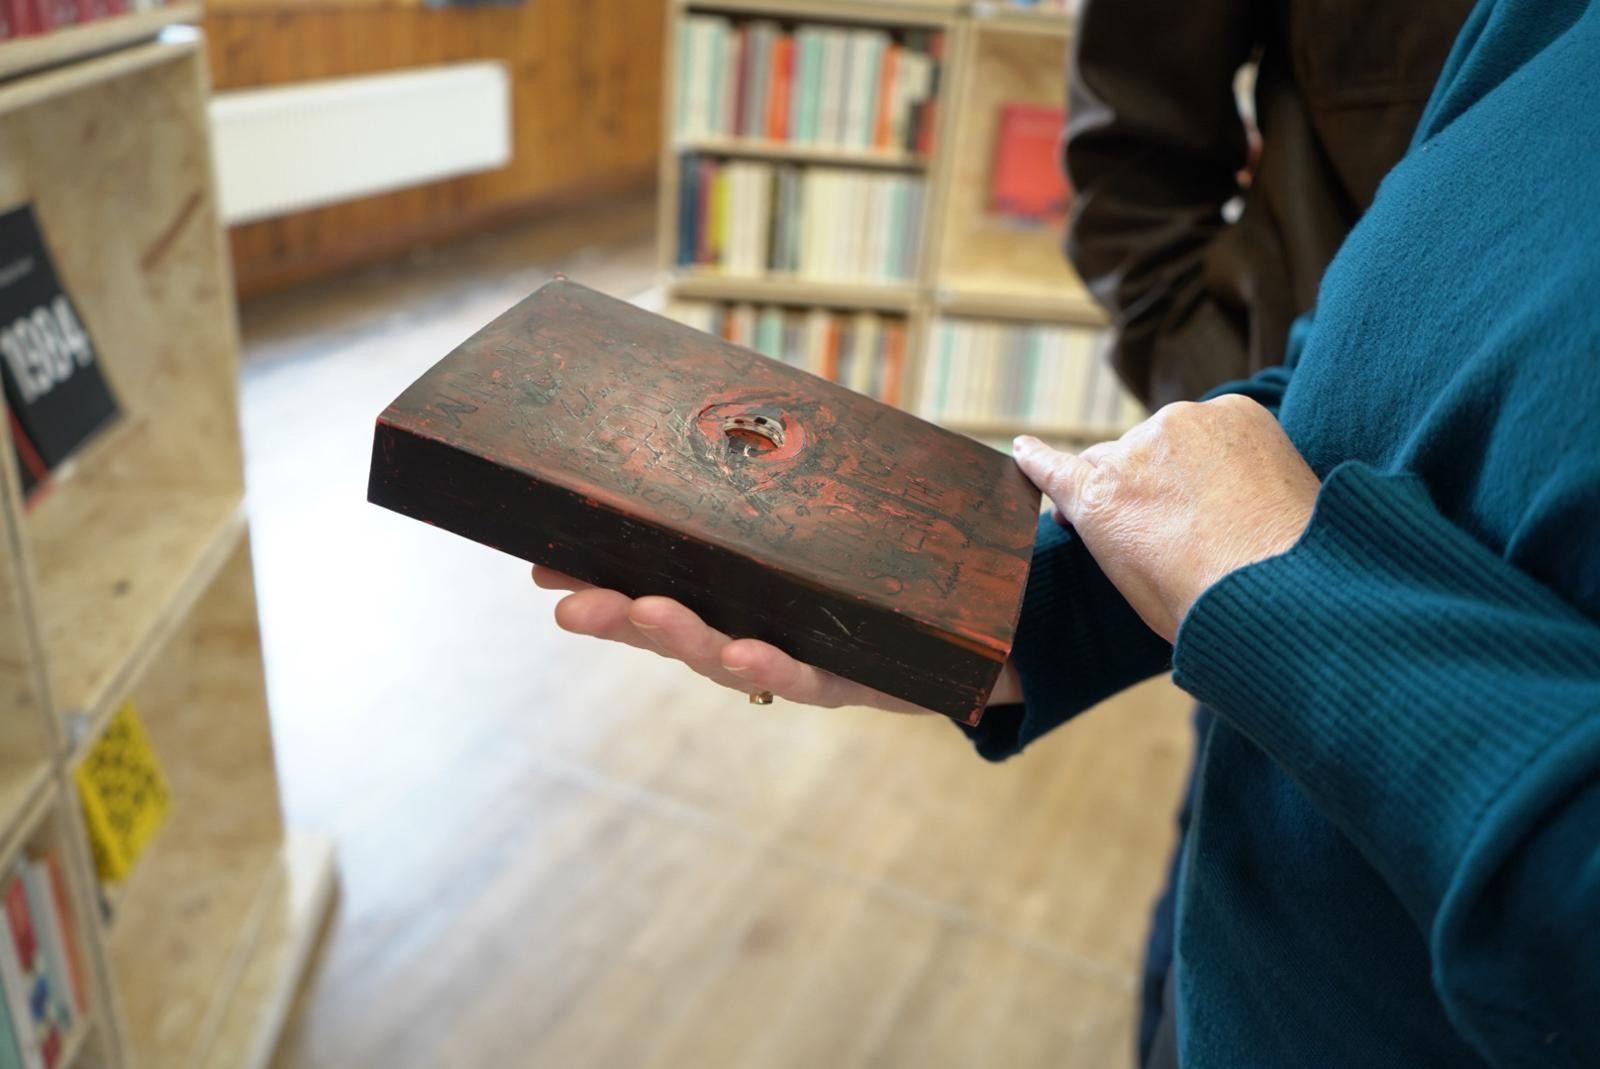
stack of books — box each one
[671,301,908,406]
[979,0,1079,13]
[919,319,1142,433]
[676,160,924,284]
[0,0,164,40]
[0,851,86,1069]
[675,16,944,156]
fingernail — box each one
[632,620,661,631]
[724,663,752,676]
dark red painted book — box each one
[368,280,1039,724]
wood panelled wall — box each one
[204,0,665,296]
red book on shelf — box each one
[767,34,793,141]
[989,102,1072,224]
[694,159,715,264]
[821,317,841,383]
[75,0,112,23]
[43,0,77,29]
[367,280,1039,724]
[3,877,38,975]
[8,0,39,35]
[873,44,899,150]
[881,323,906,406]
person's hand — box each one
[534,567,1026,712]
[1012,394,1320,644]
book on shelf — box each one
[676,15,943,156]
[0,0,137,40]
[989,102,1071,226]
[669,301,907,407]
[0,205,120,501]
[919,318,1143,434]
[676,157,924,284]
[369,279,1040,724]
[979,0,1079,12]
[0,862,77,1069]
[75,701,171,885]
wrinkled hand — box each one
[1012,394,1320,643]
[535,567,1024,712]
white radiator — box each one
[210,63,512,226]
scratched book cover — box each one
[368,280,1040,723]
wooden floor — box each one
[238,194,1196,1069]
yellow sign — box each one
[75,702,170,883]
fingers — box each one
[552,588,659,654]
[1012,435,1096,528]
[532,565,593,593]
[627,597,750,690]
[540,573,931,714]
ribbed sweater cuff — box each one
[963,514,1171,761]
[1173,461,1600,918]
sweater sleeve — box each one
[960,514,1171,761]
[1172,460,1600,1065]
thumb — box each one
[1012,436,1092,527]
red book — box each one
[0,0,12,39]
[881,323,905,407]
[368,280,1039,723]
[873,44,899,150]
[8,0,39,34]
[821,318,841,382]
[75,0,112,23]
[4,878,38,973]
[694,159,715,264]
[767,34,794,141]
[43,0,77,29]
[988,102,1072,224]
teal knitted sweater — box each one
[968,2,1600,1065]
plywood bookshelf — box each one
[657,0,1140,446]
[0,25,332,1069]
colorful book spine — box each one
[674,17,943,156]
[920,319,1142,435]
[666,301,908,407]
[677,158,923,284]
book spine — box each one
[768,33,793,141]
[873,43,898,151]
[0,925,38,1069]
[0,883,42,1069]
[17,867,73,1026]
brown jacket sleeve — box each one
[1063,0,1261,407]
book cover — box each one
[75,702,172,884]
[369,280,1039,723]
[767,33,793,141]
[15,869,72,1028]
[0,878,56,1069]
[0,915,39,1069]
[989,102,1072,225]
[0,205,120,499]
